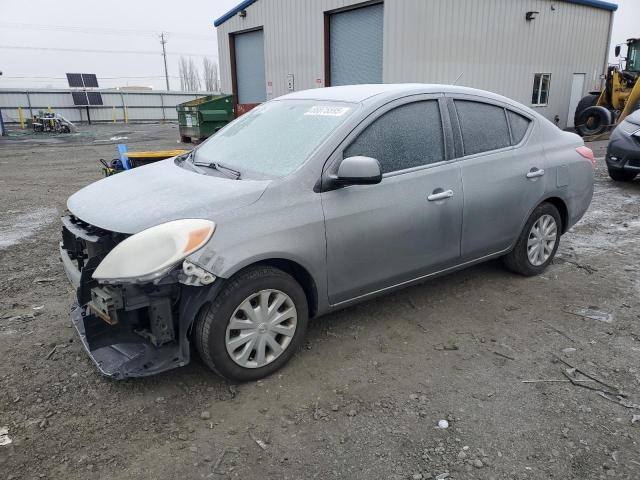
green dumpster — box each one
[177,94,234,143]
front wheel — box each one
[194,265,308,382]
[503,203,561,276]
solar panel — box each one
[82,74,99,88]
[71,91,89,106]
[87,92,103,106]
[66,73,99,88]
[66,73,84,88]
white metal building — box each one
[214,0,617,128]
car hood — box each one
[67,158,269,234]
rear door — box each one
[321,96,463,305]
[447,96,545,260]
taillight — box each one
[576,146,596,168]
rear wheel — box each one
[194,265,308,382]
[608,168,637,182]
[504,203,561,276]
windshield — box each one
[194,100,355,177]
[627,41,640,72]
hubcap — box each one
[527,214,557,266]
[225,289,297,369]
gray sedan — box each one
[60,84,595,381]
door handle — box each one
[427,189,454,201]
[526,168,545,179]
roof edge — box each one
[214,0,259,27]
[213,0,617,28]
[562,0,618,11]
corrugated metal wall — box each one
[0,90,210,124]
[216,0,612,128]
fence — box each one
[0,89,216,125]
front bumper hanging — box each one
[60,214,222,379]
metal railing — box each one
[0,88,216,125]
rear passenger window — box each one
[455,100,510,155]
[344,100,444,174]
[507,110,531,145]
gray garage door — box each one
[234,29,266,104]
[330,3,384,86]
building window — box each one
[532,74,551,106]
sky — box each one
[0,0,638,91]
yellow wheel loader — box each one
[575,38,640,137]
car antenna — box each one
[452,72,464,85]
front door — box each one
[321,97,463,305]
[448,97,546,260]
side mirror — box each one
[336,156,382,185]
[615,45,621,57]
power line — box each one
[0,45,217,58]
[0,21,215,40]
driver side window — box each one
[344,100,445,174]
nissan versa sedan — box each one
[60,84,595,381]
[606,108,640,182]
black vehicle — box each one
[606,109,640,182]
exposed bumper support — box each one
[69,280,225,379]
[59,243,81,290]
[71,304,185,379]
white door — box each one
[566,73,586,128]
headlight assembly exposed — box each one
[93,219,215,284]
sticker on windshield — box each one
[304,106,351,117]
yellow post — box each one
[124,106,129,124]
[47,105,52,113]
[112,106,116,123]
[18,107,25,129]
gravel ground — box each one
[0,123,639,480]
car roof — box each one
[279,83,520,107]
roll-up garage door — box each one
[234,29,266,105]
[329,3,384,86]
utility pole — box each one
[159,32,170,91]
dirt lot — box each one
[0,123,639,480]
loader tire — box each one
[573,94,599,130]
[575,106,612,137]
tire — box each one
[503,203,562,277]
[575,106,612,137]
[573,94,599,129]
[194,265,308,382]
[608,168,637,182]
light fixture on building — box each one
[526,11,539,21]
[238,9,247,18]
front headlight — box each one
[93,219,215,283]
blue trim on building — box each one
[214,0,258,27]
[213,0,617,28]
[562,0,618,11]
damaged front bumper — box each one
[60,215,220,379]
[70,303,187,378]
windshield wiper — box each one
[193,160,241,179]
